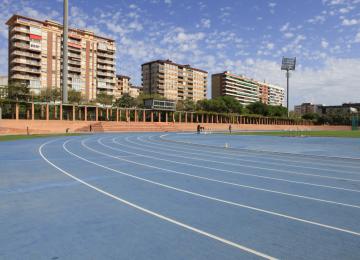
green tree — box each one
[247,102,268,115]
[115,93,136,108]
[38,88,61,102]
[68,89,82,104]
[177,99,196,111]
[218,96,243,113]
[267,105,287,117]
[7,82,30,101]
[302,113,319,121]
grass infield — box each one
[226,130,360,138]
[0,133,84,142]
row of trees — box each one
[2,83,290,117]
[175,97,288,117]
[302,112,352,125]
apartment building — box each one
[128,85,141,98]
[212,71,284,106]
[267,84,285,106]
[115,75,141,98]
[6,14,116,100]
[294,103,323,116]
[141,59,207,102]
[115,75,130,99]
[0,75,8,86]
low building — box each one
[128,84,141,98]
[0,75,8,86]
[115,75,142,98]
[212,71,284,106]
[141,59,207,102]
[294,103,323,116]
[322,103,360,116]
[115,75,130,99]
[144,99,176,111]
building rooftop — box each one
[213,71,282,89]
[116,75,131,80]
[6,14,115,42]
[141,59,208,74]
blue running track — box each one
[1,132,360,259]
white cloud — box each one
[268,2,277,14]
[284,32,294,38]
[164,0,172,5]
[269,2,277,8]
[266,43,275,50]
[339,6,354,13]
[307,15,326,24]
[321,39,329,48]
[280,23,290,32]
[197,18,211,29]
[355,32,360,43]
[342,18,359,26]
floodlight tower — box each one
[62,0,69,103]
[281,57,296,117]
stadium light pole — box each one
[62,0,69,103]
[281,57,296,117]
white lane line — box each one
[76,137,360,236]
[147,135,360,175]
[159,133,360,167]
[118,136,360,193]
[94,137,360,209]
[38,140,275,259]
[133,136,360,183]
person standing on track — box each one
[197,124,201,134]
[229,124,232,134]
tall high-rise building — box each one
[6,14,117,100]
[141,59,207,102]
[212,71,284,106]
[267,84,285,106]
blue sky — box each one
[0,0,359,107]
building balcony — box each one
[97,64,115,71]
[96,84,115,90]
[11,58,41,67]
[11,34,30,42]
[12,42,41,52]
[68,47,81,53]
[11,66,41,74]
[13,42,30,49]
[68,66,81,73]
[97,71,115,77]
[10,50,41,59]
[97,58,115,65]
[97,77,115,84]
[11,73,40,81]
[97,52,115,59]
[11,26,30,34]
[68,52,81,59]
[68,59,81,66]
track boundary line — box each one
[92,136,360,209]
[146,135,360,173]
[159,133,360,162]
[38,139,276,259]
[136,136,360,181]
[74,137,360,236]
[119,136,360,193]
